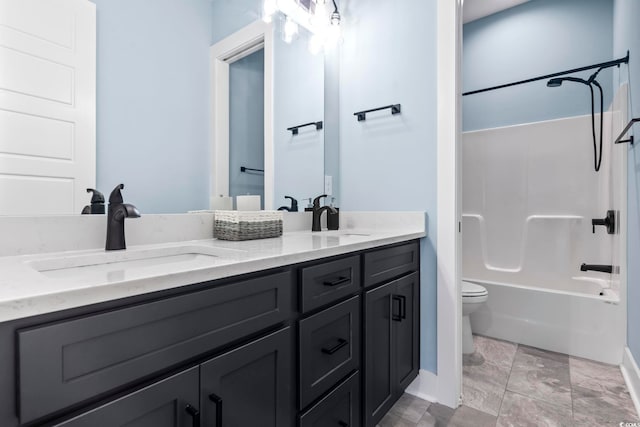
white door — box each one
[0,0,96,215]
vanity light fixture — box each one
[309,33,324,55]
[262,0,342,53]
[263,0,278,23]
[284,16,299,43]
[325,1,341,49]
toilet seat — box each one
[462,281,488,297]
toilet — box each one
[462,281,489,354]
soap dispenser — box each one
[327,197,339,230]
[81,188,105,214]
[304,198,314,212]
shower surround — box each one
[462,85,629,364]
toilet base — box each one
[463,315,474,354]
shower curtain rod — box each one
[462,52,629,96]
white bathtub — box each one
[468,277,625,364]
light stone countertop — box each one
[0,226,425,323]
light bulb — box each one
[263,0,278,23]
[325,20,340,48]
[284,16,298,43]
[311,0,327,28]
[309,34,323,55]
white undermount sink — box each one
[26,245,246,282]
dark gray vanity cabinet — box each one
[51,367,200,427]
[201,327,292,427]
[364,272,420,427]
[0,239,421,427]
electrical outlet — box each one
[324,175,333,196]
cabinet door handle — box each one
[392,295,401,321]
[209,393,223,427]
[392,295,406,321]
[185,404,200,427]
[323,276,350,287]
[338,422,349,427]
[321,338,348,355]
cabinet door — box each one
[393,272,419,393]
[364,282,395,427]
[52,367,199,427]
[200,327,292,427]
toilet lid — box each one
[462,281,488,297]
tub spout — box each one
[580,263,615,274]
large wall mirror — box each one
[0,0,339,215]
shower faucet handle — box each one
[591,210,616,234]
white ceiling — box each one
[463,0,531,24]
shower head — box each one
[546,78,563,87]
[546,76,590,87]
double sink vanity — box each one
[0,212,425,427]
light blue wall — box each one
[463,0,614,131]
[91,0,212,213]
[339,0,438,372]
[614,0,640,362]
[273,30,325,207]
[211,0,262,45]
[229,50,265,205]
[324,46,341,205]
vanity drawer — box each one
[363,242,419,288]
[299,371,361,427]
[300,255,361,313]
[17,271,292,424]
[299,296,360,409]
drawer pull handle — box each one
[209,393,223,426]
[392,295,406,321]
[185,404,200,427]
[323,276,350,287]
[338,422,349,427]
[322,338,348,355]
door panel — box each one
[393,272,420,393]
[364,282,395,427]
[200,327,292,427]
[52,367,199,427]
[0,0,96,215]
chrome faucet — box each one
[311,194,337,232]
[106,184,140,251]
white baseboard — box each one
[405,369,445,406]
[621,347,640,417]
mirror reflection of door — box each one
[229,49,265,209]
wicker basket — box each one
[214,210,283,241]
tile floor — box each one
[377,335,639,427]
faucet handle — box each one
[284,196,298,212]
[109,184,125,204]
[86,188,105,204]
[312,194,328,208]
